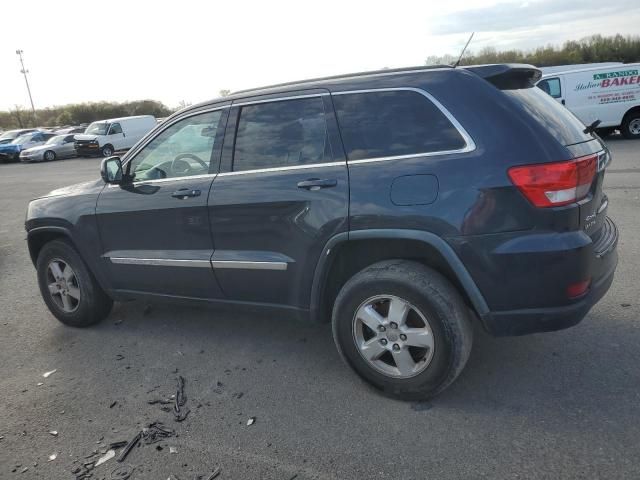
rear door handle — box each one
[171,188,201,199]
[297,178,337,190]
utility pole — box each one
[16,49,37,123]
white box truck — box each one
[74,115,157,157]
[537,63,640,139]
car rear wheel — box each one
[44,150,56,161]
[622,113,640,139]
[36,239,113,327]
[332,260,473,400]
[101,145,114,157]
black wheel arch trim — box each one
[26,226,112,294]
[309,229,490,323]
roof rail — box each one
[231,65,452,95]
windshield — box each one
[85,122,109,135]
[46,135,66,145]
[0,131,20,141]
[11,134,32,144]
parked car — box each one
[0,128,40,146]
[537,62,640,138]
[19,134,77,162]
[25,65,618,399]
[74,115,157,157]
[54,126,85,135]
[0,131,56,162]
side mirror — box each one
[100,156,123,184]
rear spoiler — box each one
[462,64,542,90]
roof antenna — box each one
[453,32,475,68]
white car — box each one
[537,62,640,138]
[74,115,157,157]
[20,134,77,162]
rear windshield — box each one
[504,87,593,146]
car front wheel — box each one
[36,239,113,327]
[101,145,114,157]
[622,113,640,139]
[332,260,473,400]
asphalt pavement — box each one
[0,138,639,479]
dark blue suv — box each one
[25,65,618,399]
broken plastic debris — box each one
[206,466,221,480]
[247,417,256,426]
[95,449,116,467]
[169,446,178,454]
[43,369,57,378]
[49,430,58,436]
[110,465,134,479]
[48,453,57,462]
[37,382,43,387]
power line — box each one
[16,49,37,122]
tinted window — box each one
[233,97,329,172]
[505,87,592,146]
[332,90,466,161]
[109,123,123,134]
[129,110,222,181]
[537,78,562,98]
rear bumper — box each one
[452,217,619,336]
[481,248,617,335]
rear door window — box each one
[332,90,467,161]
[232,97,330,172]
[505,87,593,146]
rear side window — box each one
[233,97,330,172]
[537,78,562,98]
[505,87,592,146]
[332,90,466,161]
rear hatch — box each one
[467,64,610,246]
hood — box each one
[38,179,105,199]
[0,143,21,153]
[74,134,98,141]
[22,144,50,154]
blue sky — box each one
[2,0,639,111]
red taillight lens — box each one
[508,154,597,207]
[567,279,591,299]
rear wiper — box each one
[584,119,601,135]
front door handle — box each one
[171,188,201,199]
[297,178,337,191]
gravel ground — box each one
[0,138,639,479]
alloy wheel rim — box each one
[46,259,81,313]
[103,147,112,156]
[630,119,640,135]
[352,295,435,378]
[46,151,54,161]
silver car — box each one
[20,134,77,162]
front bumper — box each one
[0,151,20,162]
[75,143,101,156]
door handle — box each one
[171,188,201,199]
[561,99,566,105]
[297,178,337,190]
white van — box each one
[74,115,157,157]
[536,63,640,139]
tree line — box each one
[0,100,172,130]
[425,34,640,67]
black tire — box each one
[44,150,56,162]
[101,145,114,157]
[36,239,113,327]
[621,112,640,139]
[332,260,473,400]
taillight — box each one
[508,154,597,207]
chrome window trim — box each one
[107,173,217,188]
[232,92,329,107]
[331,87,476,164]
[108,257,211,268]
[211,260,288,271]
[217,161,344,177]
[121,105,230,170]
